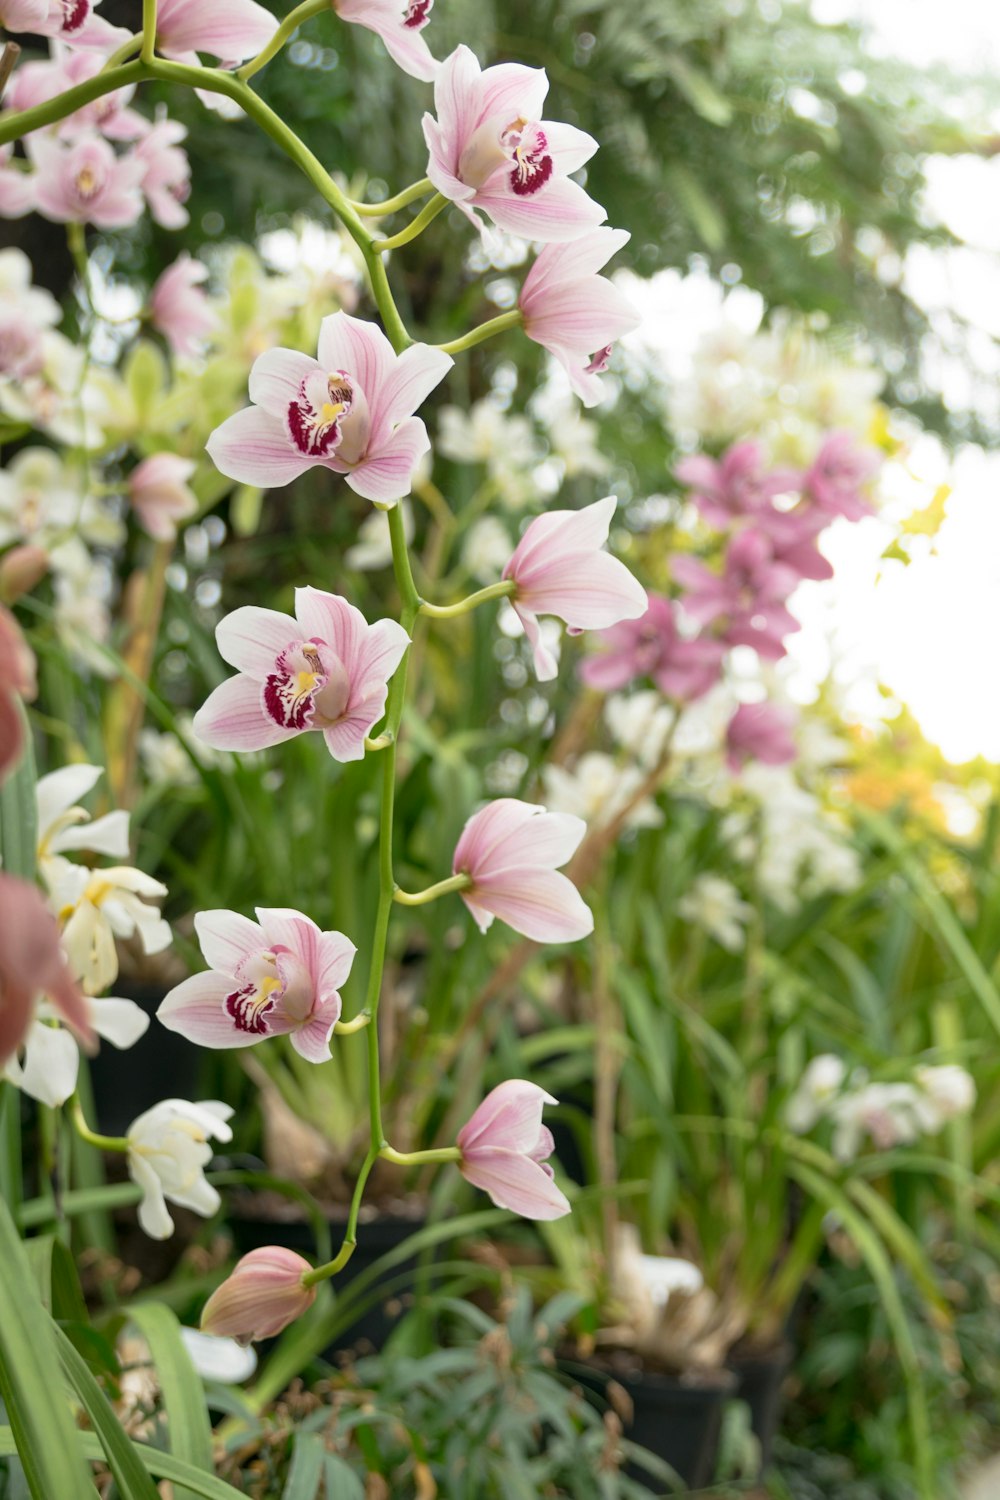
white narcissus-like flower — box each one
[50,861,171,997]
[785,1053,849,1134]
[36,763,130,888]
[542,753,662,833]
[5,996,149,1108]
[915,1064,976,1125]
[829,1081,937,1164]
[677,874,753,953]
[0,446,122,556]
[126,1099,233,1240]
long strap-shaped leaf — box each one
[129,1303,214,1500]
[0,1425,244,1500]
[0,1199,96,1500]
[282,1432,326,1500]
[54,1326,160,1500]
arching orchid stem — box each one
[419,579,516,619]
[394,872,471,907]
[364,732,394,752]
[141,0,157,63]
[380,1145,461,1166]
[300,1143,379,1287]
[333,1012,371,1035]
[70,1095,128,1154]
[351,177,434,217]
[100,33,144,73]
[373,193,448,253]
[436,309,524,356]
[237,0,328,82]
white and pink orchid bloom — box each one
[149,253,216,358]
[129,454,198,541]
[452,798,593,944]
[519,228,639,405]
[193,587,409,761]
[206,313,452,504]
[4,0,126,48]
[133,120,191,230]
[422,45,605,241]
[155,0,278,65]
[502,496,647,681]
[29,133,144,229]
[334,0,437,82]
[157,907,356,1063]
[457,1080,571,1220]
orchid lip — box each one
[261,639,351,732]
[285,370,354,457]
[403,0,432,28]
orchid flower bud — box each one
[201,1247,317,1344]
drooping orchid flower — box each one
[149,253,216,358]
[206,312,452,503]
[519,228,639,405]
[580,593,726,702]
[457,1080,571,1219]
[126,1099,233,1240]
[422,45,605,241]
[502,495,647,681]
[201,1247,316,1343]
[157,907,356,1062]
[193,587,409,760]
[128,454,198,541]
[452,798,593,944]
[333,0,438,82]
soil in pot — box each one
[564,1350,736,1492]
[726,1339,793,1473]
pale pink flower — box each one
[452,798,593,944]
[675,442,801,529]
[804,431,879,521]
[29,133,144,229]
[759,508,833,582]
[0,604,35,782]
[129,454,197,541]
[0,872,92,1065]
[518,228,639,405]
[458,1080,570,1220]
[193,586,409,761]
[149,253,215,358]
[333,0,437,82]
[155,0,278,65]
[726,701,798,771]
[0,0,47,30]
[422,44,605,242]
[0,306,46,379]
[580,593,725,702]
[0,146,34,219]
[502,496,647,681]
[206,313,452,503]
[133,120,191,230]
[201,1247,316,1344]
[158,906,355,1062]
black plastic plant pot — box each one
[89,981,202,1136]
[726,1340,793,1473]
[569,1358,736,1492]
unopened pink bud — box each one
[0,545,49,602]
[200,1247,316,1344]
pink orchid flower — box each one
[149,253,216,358]
[158,906,356,1063]
[201,1247,316,1344]
[453,798,593,944]
[458,1080,570,1220]
[333,0,437,82]
[0,306,46,379]
[0,605,36,783]
[675,441,802,530]
[422,44,605,241]
[193,586,410,761]
[673,529,800,661]
[29,133,144,229]
[0,146,35,219]
[580,593,726,702]
[0,0,47,30]
[155,0,278,65]
[804,431,879,521]
[0,871,93,1065]
[133,120,191,230]
[502,495,647,681]
[6,0,124,47]
[518,227,639,406]
[206,312,452,503]
[128,454,198,541]
[759,507,833,582]
[726,701,798,771]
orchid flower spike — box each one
[333,0,438,82]
[423,45,605,241]
[158,906,356,1062]
[193,587,409,760]
[206,312,452,504]
[452,798,593,944]
[201,1247,316,1344]
[503,496,647,681]
[458,1080,571,1220]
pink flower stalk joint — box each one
[201,1247,316,1344]
[452,798,593,944]
[158,906,356,1062]
[458,1080,571,1220]
[194,587,409,761]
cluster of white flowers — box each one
[542,752,663,833]
[786,1054,976,1162]
[678,873,753,952]
[725,763,862,912]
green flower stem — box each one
[351,177,434,217]
[237,0,329,82]
[373,193,448,253]
[0,62,145,144]
[364,732,394,752]
[69,1097,128,1155]
[436,309,523,355]
[418,579,516,619]
[379,1145,461,1167]
[300,1143,378,1287]
[99,33,143,73]
[393,872,471,907]
[333,1012,371,1035]
[141,0,156,63]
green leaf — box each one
[0,1428,244,1500]
[22,1235,89,1324]
[281,1432,326,1500]
[0,699,37,880]
[664,162,726,250]
[322,1455,365,1500]
[129,1303,214,1500]
[663,53,733,125]
[0,1198,95,1500]
[54,1326,160,1500]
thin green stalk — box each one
[437,309,523,355]
[0,61,145,145]
[333,1012,371,1035]
[380,1145,461,1166]
[419,578,516,618]
[374,193,448,252]
[69,1096,129,1155]
[300,1144,378,1286]
[394,872,470,906]
[351,177,434,217]
[141,0,156,62]
[237,0,328,81]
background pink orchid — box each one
[452,798,593,944]
[580,592,726,702]
[0,872,93,1066]
[457,1079,570,1220]
[149,253,215,357]
[676,441,801,529]
[128,454,197,541]
[726,700,798,770]
[29,133,144,229]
